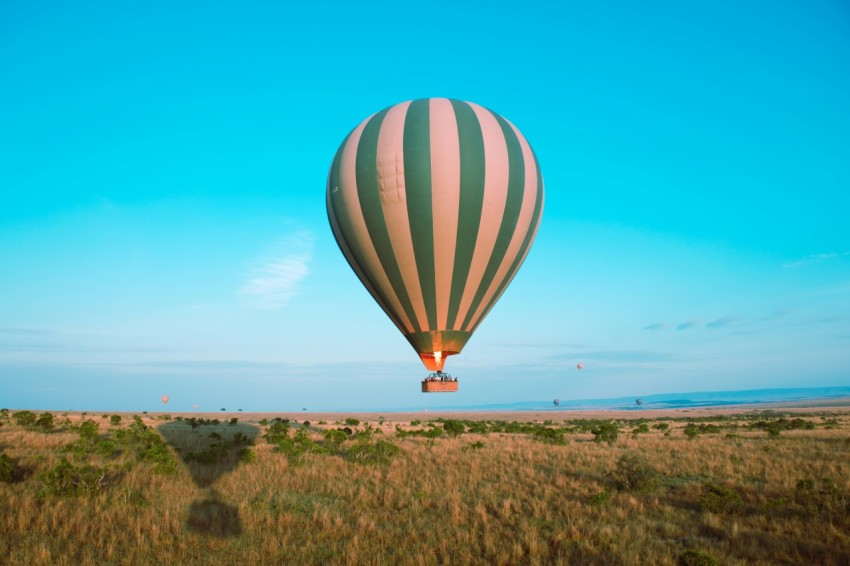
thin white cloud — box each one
[782,251,850,269]
[239,231,313,310]
[676,319,703,331]
[706,317,736,329]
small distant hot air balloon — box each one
[161,395,169,406]
[327,98,544,393]
[635,398,643,406]
[577,363,584,371]
[193,404,198,410]
[553,399,560,407]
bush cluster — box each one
[750,418,815,437]
[11,410,56,432]
[699,483,744,514]
[114,416,176,473]
[679,549,719,566]
[37,458,113,497]
[609,454,660,492]
[396,419,568,444]
[0,453,17,482]
[591,421,619,445]
[683,423,722,439]
[263,422,401,467]
[263,419,291,444]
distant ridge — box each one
[440,386,850,412]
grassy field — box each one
[1,407,849,565]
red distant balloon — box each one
[576,363,584,371]
[161,395,169,406]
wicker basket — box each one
[421,380,459,393]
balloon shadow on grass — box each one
[158,420,259,538]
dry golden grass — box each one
[1,408,849,565]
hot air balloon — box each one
[161,395,169,406]
[635,399,643,406]
[193,404,198,410]
[577,363,584,371]
[327,98,544,392]
[553,399,560,407]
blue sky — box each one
[2,0,848,412]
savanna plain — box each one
[1,403,849,565]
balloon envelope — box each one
[161,395,169,405]
[577,363,583,371]
[327,98,544,371]
[553,399,560,407]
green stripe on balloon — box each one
[327,134,407,333]
[445,99,486,330]
[355,109,423,334]
[460,112,526,330]
[470,148,544,333]
[403,99,438,330]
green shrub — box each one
[264,420,290,444]
[591,421,619,445]
[751,417,815,437]
[0,453,16,482]
[110,415,122,426]
[442,419,465,437]
[78,419,99,440]
[533,426,565,445]
[700,483,743,514]
[233,432,253,446]
[423,426,443,439]
[95,438,117,457]
[37,458,113,497]
[36,412,54,432]
[653,422,669,431]
[609,454,659,492]
[682,423,722,438]
[344,417,360,426]
[276,428,325,465]
[12,410,37,428]
[187,442,228,464]
[467,421,490,434]
[114,416,176,473]
[679,549,718,566]
[632,423,650,436]
[589,489,611,507]
[323,429,348,450]
[345,439,400,465]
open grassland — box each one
[1,407,849,565]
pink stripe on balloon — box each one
[454,102,510,329]
[375,101,429,331]
[338,115,415,333]
[463,120,542,331]
[327,178,405,333]
[429,98,461,330]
